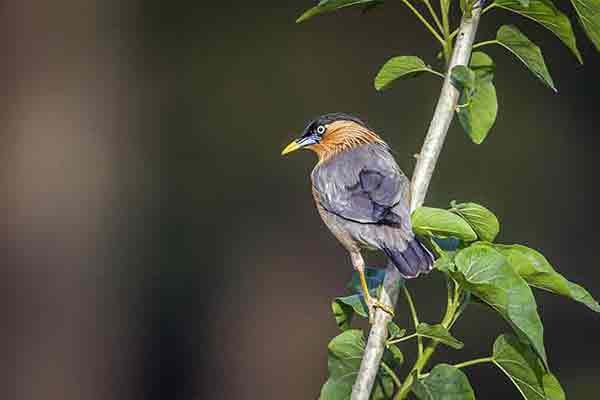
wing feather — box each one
[311,144,410,227]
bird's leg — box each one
[350,251,395,323]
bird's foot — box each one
[366,297,395,323]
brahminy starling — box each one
[282,113,433,320]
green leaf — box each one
[453,244,547,366]
[385,324,405,369]
[385,343,405,368]
[331,298,353,331]
[412,364,476,400]
[332,294,367,330]
[493,0,583,63]
[451,54,498,144]
[570,0,600,52]
[460,0,469,14]
[492,334,548,400]
[416,323,464,349]
[450,65,476,91]
[388,321,407,339]
[494,244,600,312]
[374,56,441,90]
[496,25,556,91]
[470,51,495,82]
[450,201,500,242]
[361,0,384,14]
[458,79,497,144]
[296,0,381,23]
[320,330,395,400]
[434,251,456,272]
[412,207,478,241]
[542,373,566,400]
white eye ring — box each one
[316,125,326,135]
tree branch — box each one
[350,6,482,400]
[410,6,481,211]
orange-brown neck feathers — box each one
[309,120,386,162]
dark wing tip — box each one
[383,239,433,278]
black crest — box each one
[301,112,370,138]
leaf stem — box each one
[428,68,446,79]
[472,39,498,49]
[423,0,444,33]
[394,343,438,399]
[381,360,403,389]
[450,289,468,328]
[388,332,418,345]
[448,28,459,41]
[453,357,494,369]
[444,278,453,321]
[482,2,495,15]
[403,286,423,357]
[401,0,446,47]
[394,278,464,400]
[438,0,453,66]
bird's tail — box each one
[382,238,434,278]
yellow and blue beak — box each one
[281,135,318,156]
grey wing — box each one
[312,145,411,229]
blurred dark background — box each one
[1,1,599,399]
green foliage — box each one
[433,251,456,272]
[385,342,405,368]
[496,25,556,91]
[411,207,477,241]
[457,78,497,144]
[452,52,498,144]
[450,201,500,242]
[469,51,495,83]
[491,334,558,400]
[295,0,600,398]
[570,0,600,51]
[416,323,464,349]
[375,56,441,90]
[388,321,407,339]
[452,243,548,366]
[492,0,583,63]
[412,364,475,400]
[320,330,395,400]
[318,202,600,400]
[494,243,600,312]
[449,65,476,91]
[542,373,566,400]
[332,294,368,330]
[296,0,381,23]
[318,199,600,398]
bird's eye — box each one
[316,125,326,135]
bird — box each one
[281,112,433,321]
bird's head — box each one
[281,113,386,162]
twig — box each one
[472,39,498,49]
[403,286,423,357]
[453,357,494,369]
[387,332,418,345]
[350,5,482,400]
[423,0,444,34]
[401,0,446,46]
